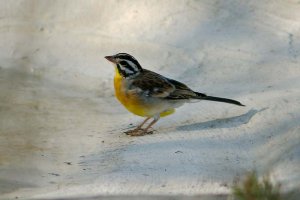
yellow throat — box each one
[113,67,174,117]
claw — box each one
[124,128,153,136]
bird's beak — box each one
[105,55,116,64]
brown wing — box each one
[131,69,175,98]
[131,69,206,100]
[166,78,206,99]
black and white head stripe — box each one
[114,53,143,77]
[115,53,142,70]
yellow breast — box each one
[114,67,175,117]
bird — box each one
[105,53,245,136]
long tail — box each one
[195,92,245,106]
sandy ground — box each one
[0,0,300,199]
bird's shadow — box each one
[176,108,268,131]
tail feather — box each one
[195,92,245,106]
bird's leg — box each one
[136,117,151,130]
[142,117,159,134]
[125,115,160,136]
[124,117,150,135]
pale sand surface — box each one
[0,1,299,199]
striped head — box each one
[105,53,143,78]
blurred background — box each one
[0,0,299,199]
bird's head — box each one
[105,53,143,78]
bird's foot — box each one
[124,128,153,136]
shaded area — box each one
[0,179,35,195]
[176,108,267,131]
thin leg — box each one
[143,118,159,133]
[124,117,150,135]
[136,117,151,129]
[126,115,160,136]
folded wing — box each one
[131,69,203,100]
